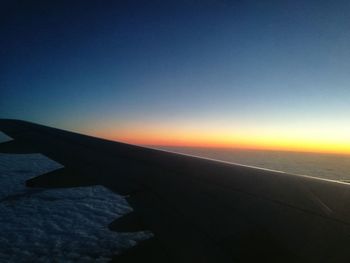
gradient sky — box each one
[1,0,350,154]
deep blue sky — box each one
[1,0,350,152]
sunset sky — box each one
[1,1,350,154]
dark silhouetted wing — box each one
[1,119,350,262]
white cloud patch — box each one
[0,131,13,143]
[0,153,152,262]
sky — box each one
[1,0,350,154]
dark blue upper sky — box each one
[1,0,350,151]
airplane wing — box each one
[1,119,350,262]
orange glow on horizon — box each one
[87,125,350,156]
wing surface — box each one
[1,119,350,262]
